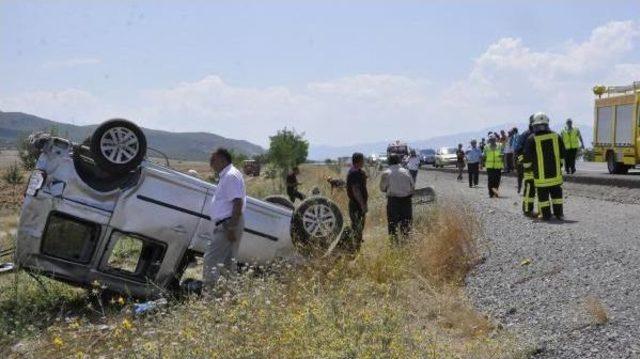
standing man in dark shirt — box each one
[286,167,305,203]
[347,152,369,254]
[346,152,368,254]
[455,143,466,181]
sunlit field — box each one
[0,162,530,358]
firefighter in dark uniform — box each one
[523,112,565,220]
[515,115,536,216]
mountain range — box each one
[0,111,264,161]
[309,122,594,160]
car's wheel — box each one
[90,119,147,175]
[291,196,343,254]
[263,195,295,210]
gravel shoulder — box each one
[416,169,640,359]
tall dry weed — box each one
[412,203,480,286]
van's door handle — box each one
[197,233,211,240]
[172,225,187,234]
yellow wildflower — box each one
[122,318,134,330]
[117,296,125,305]
[52,336,64,348]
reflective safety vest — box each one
[519,154,534,180]
[483,145,503,169]
[533,133,563,187]
[561,127,581,149]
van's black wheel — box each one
[291,196,343,254]
[263,195,295,210]
[90,119,147,175]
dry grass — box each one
[412,203,480,286]
[0,164,527,358]
[584,296,609,325]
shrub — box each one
[3,162,24,186]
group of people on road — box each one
[456,115,585,220]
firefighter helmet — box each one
[531,112,550,126]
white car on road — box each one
[435,147,458,168]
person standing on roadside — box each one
[514,116,534,195]
[479,137,486,152]
[483,135,504,198]
[466,140,482,188]
[561,118,584,174]
[406,150,421,183]
[203,148,246,288]
[286,167,305,203]
[346,152,368,254]
[523,112,565,220]
[380,154,415,242]
[503,129,515,173]
[455,143,466,181]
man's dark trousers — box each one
[487,169,501,197]
[386,196,412,241]
[348,201,366,253]
[516,163,524,193]
[467,163,479,187]
[565,149,578,173]
[287,189,305,203]
[537,185,563,219]
[409,170,418,183]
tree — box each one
[267,128,309,181]
[229,149,248,167]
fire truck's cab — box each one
[592,81,640,174]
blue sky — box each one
[1,1,639,146]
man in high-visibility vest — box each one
[523,112,566,220]
[483,134,503,198]
[560,118,584,174]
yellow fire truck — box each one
[592,81,640,174]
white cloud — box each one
[2,21,639,147]
[443,20,640,128]
[42,57,101,69]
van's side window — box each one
[41,212,100,264]
[103,231,165,282]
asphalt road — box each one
[429,160,640,188]
[415,168,640,358]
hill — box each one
[0,111,264,161]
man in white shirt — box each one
[465,140,482,188]
[379,154,415,242]
[203,148,246,287]
[405,150,421,182]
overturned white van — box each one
[15,119,344,298]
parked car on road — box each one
[15,119,345,298]
[387,140,409,159]
[435,147,458,167]
[242,159,261,177]
[419,149,436,166]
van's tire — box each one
[263,195,295,210]
[90,119,147,175]
[291,196,343,254]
